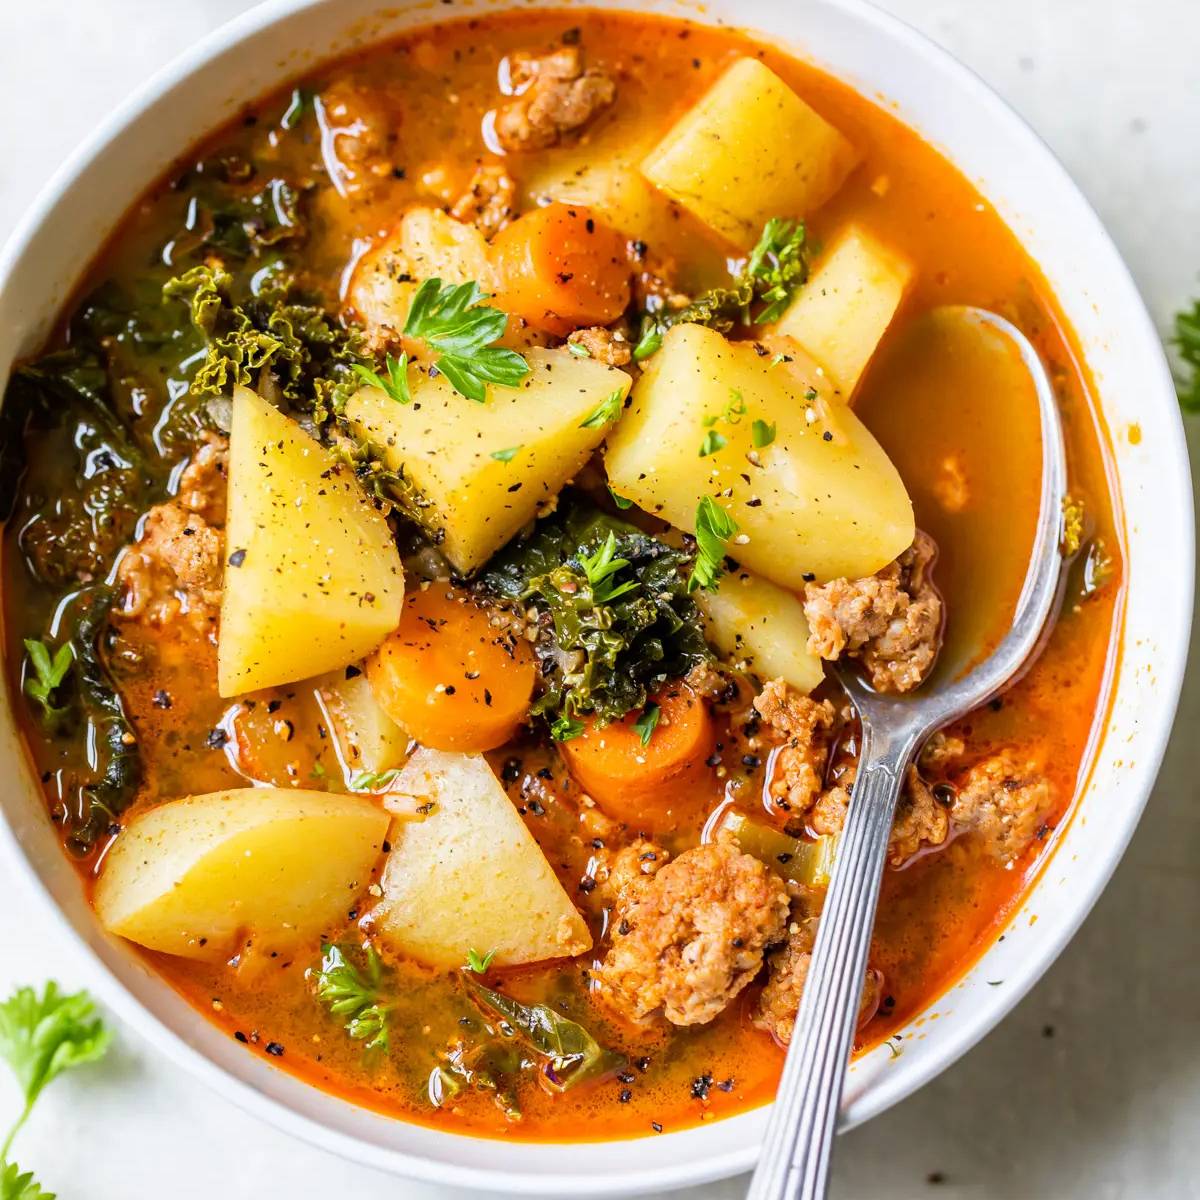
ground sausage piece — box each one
[494,46,616,152]
[754,679,837,817]
[318,78,396,196]
[115,434,228,635]
[754,897,882,1044]
[803,530,943,693]
[597,841,789,1027]
[449,162,517,238]
[567,325,632,366]
[593,838,668,910]
[950,753,1053,862]
[808,764,949,866]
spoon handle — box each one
[747,725,921,1200]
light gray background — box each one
[0,2,1197,1197]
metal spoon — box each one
[746,307,1068,1200]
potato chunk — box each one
[641,58,859,248]
[367,750,592,968]
[346,207,491,344]
[345,349,631,573]
[218,387,405,696]
[319,670,410,776]
[94,789,389,961]
[605,324,913,585]
[697,567,825,695]
[771,224,915,399]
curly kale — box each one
[635,216,812,354]
[481,500,712,736]
[164,264,367,423]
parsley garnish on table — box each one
[0,983,111,1199]
[403,278,529,403]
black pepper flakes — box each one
[691,1073,713,1100]
[618,1088,632,1103]
[153,689,172,709]
[228,548,247,568]
[234,1031,248,1044]
[651,1121,663,1133]
[265,1041,285,1057]
[206,727,229,749]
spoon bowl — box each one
[747,306,1069,1200]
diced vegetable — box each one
[367,749,592,968]
[559,684,714,833]
[319,669,411,775]
[604,323,914,585]
[344,349,632,573]
[346,207,492,340]
[218,386,405,696]
[365,585,537,752]
[770,224,914,399]
[488,204,631,335]
[696,567,825,694]
[94,789,390,960]
[717,809,836,888]
[641,58,859,248]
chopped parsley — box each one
[352,351,410,404]
[699,429,728,457]
[688,496,738,592]
[578,388,625,429]
[21,639,73,724]
[464,948,497,974]
[311,943,390,1054]
[490,445,522,463]
[633,702,661,746]
[403,278,529,403]
[752,419,777,448]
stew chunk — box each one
[494,46,616,151]
[597,841,788,1026]
[803,529,942,692]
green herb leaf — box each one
[465,979,624,1093]
[608,487,634,510]
[632,323,663,362]
[578,389,625,430]
[751,419,777,448]
[403,278,529,403]
[0,983,111,1167]
[633,702,661,746]
[490,446,522,463]
[311,944,390,1054]
[348,768,402,793]
[1174,300,1200,412]
[567,340,592,358]
[21,640,73,723]
[744,217,810,324]
[352,352,410,404]
[465,948,497,974]
[688,496,738,592]
[698,429,727,457]
[550,714,586,742]
[0,1162,53,1200]
[578,532,641,604]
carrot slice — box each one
[489,203,631,335]
[365,585,536,753]
[560,684,715,833]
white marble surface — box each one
[1,2,1198,1197]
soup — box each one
[1,8,1121,1142]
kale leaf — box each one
[480,499,712,732]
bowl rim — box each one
[0,0,1192,1194]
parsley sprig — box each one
[352,352,410,404]
[579,389,625,430]
[1174,300,1200,412]
[0,982,112,1196]
[578,532,640,604]
[403,279,528,403]
[464,948,497,974]
[21,640,73,724]
[688,497,738,592]
[633,702,661,746]
[312,943,391,1054]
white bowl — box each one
[0,0,1190,1194]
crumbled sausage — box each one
[807,764,949,866]
[593,837,668,909]
[803,530,943,693]
[684,659,733,701]
[753,897,882,1044]
[754,679,837,815]
[449,162,517,238]
[919,730,965,773]
[567,325,632,366]
[493,46,616,152]
[114,434,228,636]
[318,78,397,196]
[950,753,1053,862]
[597,842,789,1027]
